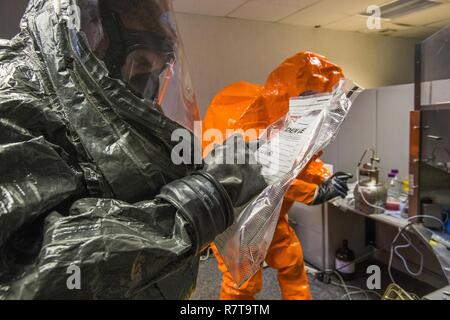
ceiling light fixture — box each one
[360,0,442,19]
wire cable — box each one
[354,168,386,212]
[328,271,382,300]
[387,215,445,284]
[331,270,353,300]
[200,246,213,262]
[340,289,382,300]
[323,214,445,299]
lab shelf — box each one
[420,102,450,111]
[329,199,409,229]
[421,162,450,176]
[328,198,450,280]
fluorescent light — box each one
[361,0,442,19]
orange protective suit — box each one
[203,52,344,300]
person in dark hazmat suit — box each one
[0,0,267,299]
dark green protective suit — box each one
[0,0,243,299]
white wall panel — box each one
[289,203,325,268]
[337,89,378,178]
[376,84,414,180]
[431,79,450,104]
[176,14,417,114]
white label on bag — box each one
[289,95,333,116]
[258,119,314,184]
[257,94,332,185]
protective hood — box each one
[22,0,200,131]
[15,0,200,202]
[204,52,360,286]
[203,51,342,198]
[203,52,344,136]
[0,0,223,300]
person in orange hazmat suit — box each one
[202,52,352,300]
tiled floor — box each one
[190,257,436,300]
[191,258,363,300]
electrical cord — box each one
[341,290,382,300]
[331,271,353,300]
[339,288,382,300]
[200,246,213,262]
[341,168,446,283]
[317,215,445,299]
[393,232,423,276]
[326,270,382,300]
[308,266,354,299]
[387,215,445,284]
[355,168,386,213]
[331,215,444,283]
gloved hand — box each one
[312,172,353,205]
[203,135,267,208]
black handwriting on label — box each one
[285,127,306,135]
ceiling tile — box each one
[173,0,449,40]
[427,18,450,28]
[229,0,318,22]
[173,0,248,16]
[325,14,412,32]
[357,20,412,34]
[324,15,371,31]
[280,1,349,27]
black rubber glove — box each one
[312,172,353,205]
[203,135,268,208]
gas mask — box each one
[78,0,200,131]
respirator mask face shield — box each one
[121,48,173,102]
[75,0,200,131]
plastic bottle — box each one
[391,169,402,192]
[335,240,356,281]
[386,172,401,211]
